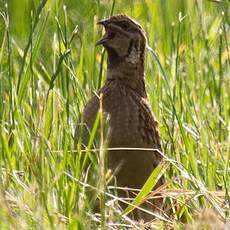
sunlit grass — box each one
[0,0,229,229]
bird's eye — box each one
[119,21,129,30]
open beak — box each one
[96,19,115,46]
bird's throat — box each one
[106,48,147,97]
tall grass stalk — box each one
[0,0,229,228]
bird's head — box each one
[96,15,146,59]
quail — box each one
[75,15,164,222]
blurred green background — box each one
[0,0,229,228]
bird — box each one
[75,14,164,222]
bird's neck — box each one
[106,47,147,97]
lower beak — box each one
[96,37,108,46]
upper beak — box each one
[97,19,110,26]
[96,19,110,46]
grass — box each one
[0,0,229,229]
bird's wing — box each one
[129,91,162,151]
[74,82,113,148]
[74,94,100,148]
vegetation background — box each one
[0,0,229,229]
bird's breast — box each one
[101,82,147,147]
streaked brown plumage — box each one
[75,15,164,222]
